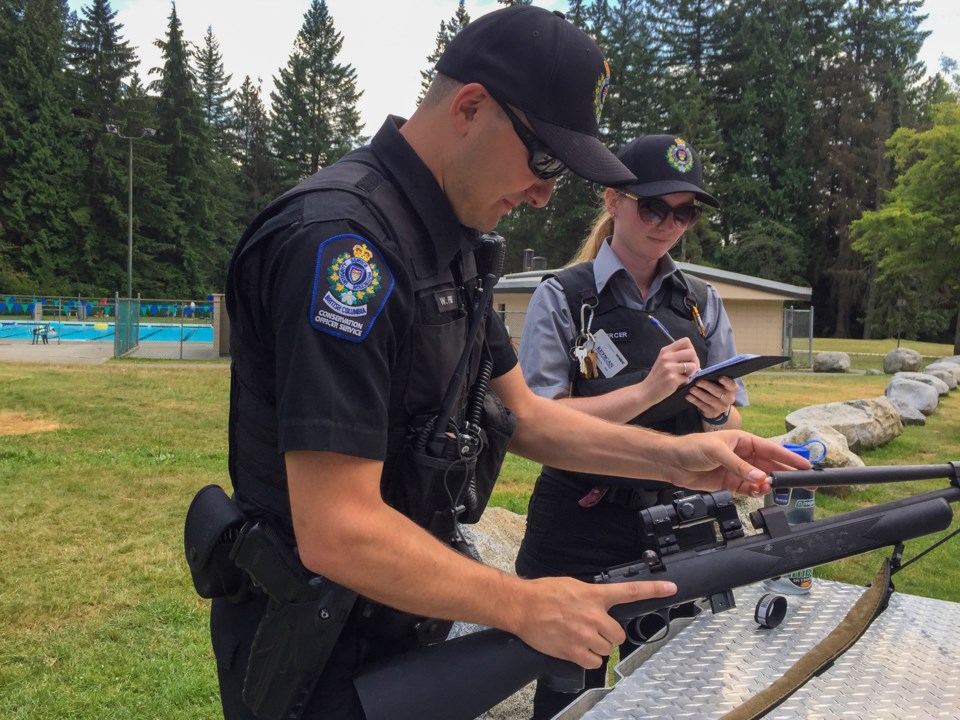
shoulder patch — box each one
[310,234,395,342]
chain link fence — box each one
[0,293,223,360]
[783,305,814,368]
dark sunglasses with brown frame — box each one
[621,191,703,228]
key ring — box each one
[579,302,595,338]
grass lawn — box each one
[0,337,958,717]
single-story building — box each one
[493,263,812,357]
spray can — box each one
[763,439,827,595]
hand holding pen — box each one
[648,316,700,380]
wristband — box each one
[702,407,730,426]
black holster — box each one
[230,521,357,720]
[184,484,248,599]
[184,487,357,720]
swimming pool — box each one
[0,320,214,343]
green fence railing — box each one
[114,295,140,357]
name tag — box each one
[593,329,628,378]
[433,289,458,313]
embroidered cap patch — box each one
[594,61,611,123]
[666,137,694,173]
[310,234,394,342]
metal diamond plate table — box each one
[559,580,960,719]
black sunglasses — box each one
[495,101,566,180]
[622,192,702,228]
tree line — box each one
[0,0,957,346]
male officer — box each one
[212,6,807,719]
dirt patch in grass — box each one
[0,411,61,436]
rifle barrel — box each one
[770,462,959,488]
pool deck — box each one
[0,341,224,365]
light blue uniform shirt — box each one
[518,239,748,406]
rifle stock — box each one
[354,463,960,720]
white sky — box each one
[67,0,959,135]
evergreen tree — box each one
[648,0,726,264]
[0,0,26,288]
[418,0,470,105]
[67,0,136,119]
[195,25,234,154]
[711,0,840,241]
[65,0,139,293]
[720,221,808,285]
[230,75,281,224]
[113,70,181,296]
[598,0,663,148]
[150,2,236,297]
[270,0,364,184]
[649,0,723,78]
[0,0,85,293]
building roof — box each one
[495,262,812,301]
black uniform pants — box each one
[211,592,409,720]
[515,473,712,720]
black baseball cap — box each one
[616,135,720,207]
[435,6,635,186]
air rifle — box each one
[353,462,960,720]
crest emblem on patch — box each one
[328,242,381,308]
[311,235,394,342]
[666,137,694,173]
[594,61,611,123]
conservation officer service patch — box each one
[310,234,394,342]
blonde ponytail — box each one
[567,205,614,266]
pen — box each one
[648,316,676,343]
[691,305,706,337]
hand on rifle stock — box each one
[662,430,811,496]
[514,575,678,669]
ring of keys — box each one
[572,302,599,379]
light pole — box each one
[105,124,156,298]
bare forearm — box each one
[287,451,531,635]
[511,392,679,481]
[300,501,528,633]
[556,380,663,424]
[492,365,806,496]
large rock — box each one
[925,368,957,390]
[885,376,939,416]
[926,361,960,385]
[894,371,950,396]
[813,351,850,373]
[883,347,922,373]
[462,506,527,575]
[886,397,927,426]
[785,398,903,452]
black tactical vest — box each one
[226,155,486,534]
[541,261,710,492]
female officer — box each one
[516,134,747,719]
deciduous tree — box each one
[851,102,960,352]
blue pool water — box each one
[0,320,213,343]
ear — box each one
[450,82,494,136]
[603,187,620,215]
